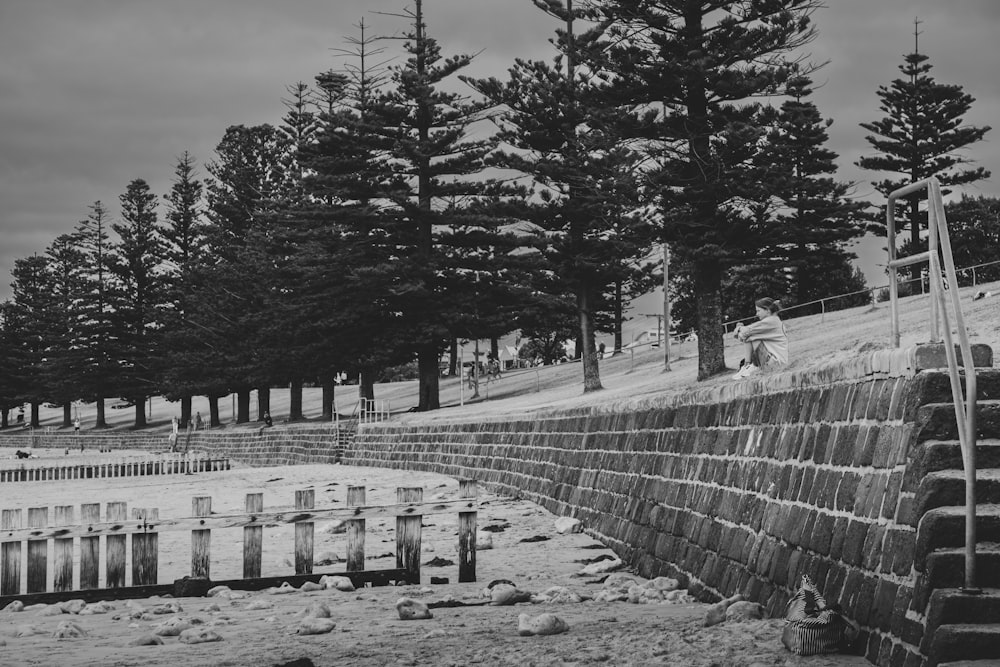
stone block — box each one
[913,342,993,370]
[843,519,869,567]
[857,426,880,467]
[862,523,887,571]
[869,578,898,632]
[830,516,849,560]
[832,425,858,467]
[809,512,836,555]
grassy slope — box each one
[9,280,999,434]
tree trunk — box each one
[62,403,72,428]
[289,378,304,421]
[359,366,376,402]
[257,387,270,420]
[693,257,727,380]
[181,396,192,427]
[613,280,624,353]
[449,339,458,376]
[416,344,440,411]
[95,398,107,428]
[578,287,602,393]
[490,337,499,360]
[1,409,8,428]
[237,389,251,423]
[209,395,221,427]
[322,382,334,421]
[30,402,40,428]
[133,397,147,429]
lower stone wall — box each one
[0,426,344,467]
[342,348,957,666]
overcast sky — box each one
[1,0,998,304]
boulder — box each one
[300,601,331,619]
[554,517,583,534]
[490,584,532,606]
[178,628,223,644]
[60,599,87,614]
[396,597,433,620]
[704,594,744,627]
[52,621,87,638]
[3,600,24,613]
[725,601,764,622]
[293,618,337,635]
[578,557,623,576]
[517,613,569,636]
[128,634,164,646]
[476,531,494,550]
[319,575,355,592]
[153,617,195,636]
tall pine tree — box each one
[857,21,991,278]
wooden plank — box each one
[79,503,101,589]
[294,489,315,575]
[458,479,478,583]
[191,496,211,579]
[243,493,263,579]
[26,507,47,593]
[53,506,74,592]
[106,501,127,588]
[131,508,159,586]
[1,509,22,595]
[346,486,366,572]
[395,487,423,585]
[0,498,479,541]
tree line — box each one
[1,1,993,430]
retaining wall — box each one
[342,345,992,666]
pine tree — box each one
[0,301,23,427]
[113,178,167,428]
[40,233,87,426]
[74,201,123,428]
[160,152,207,425]
[9,255,52,426]
[598,0,821,379]
[857,22,991,277]
[749,74,867,313]
[466,0,653,391]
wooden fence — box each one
[0,480,479,606]
[0,452,230,483]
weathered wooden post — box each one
[26,507,47,593]
[458,479,478,583]
[80,503,101,589]
[132,508,159,585]
[191,496,212,578]
[396,487,423,584]
[243,492,263,579]
[294,489,315,575]
[106,501,127,588]
[1,509,22,595]
[346,486,366,572]
[54,505,75,591]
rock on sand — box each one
[396,598,433,620]
[517,613,570,636]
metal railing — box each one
[887,176,980,594]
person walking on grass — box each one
[732,297,788,380]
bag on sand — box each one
[781,575,856,656]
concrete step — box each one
[915,468,1000,516]
[907,439,1000,485]
[924,622,1000,666]
[913,368,1000,409]
[924,588,1000,648]
[917,400,1000,442]
[915,504,1000,570]
[924,544,1000,591]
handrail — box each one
[886,176,980,594]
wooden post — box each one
[346,486,366,572]
[26,507,47,593]
[191,496,212,579]
[80,503,100,589]
[53,505,75,592]
[1,509,22,595]
[396,487,423,584]
[294,489,315,575]
[131,508,159,585]
[243,493,263,579]
[106,501,127,588]
[458,479,478,583]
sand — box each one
[0,456,871,666]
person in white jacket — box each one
[732,297,788,380]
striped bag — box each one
[781,575,852,656]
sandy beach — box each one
[0,453,873,667]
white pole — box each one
[663,243,671,372]
[459,344,465,407]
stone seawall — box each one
[0,425,345,467]
[343,345,994,666]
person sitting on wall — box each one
[732,297,788,380]
[263,412,273,427]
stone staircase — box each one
[334,419,360,462]
[909,367,1000,666]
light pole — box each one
[333,372,347,422]
[663,243,671,372]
